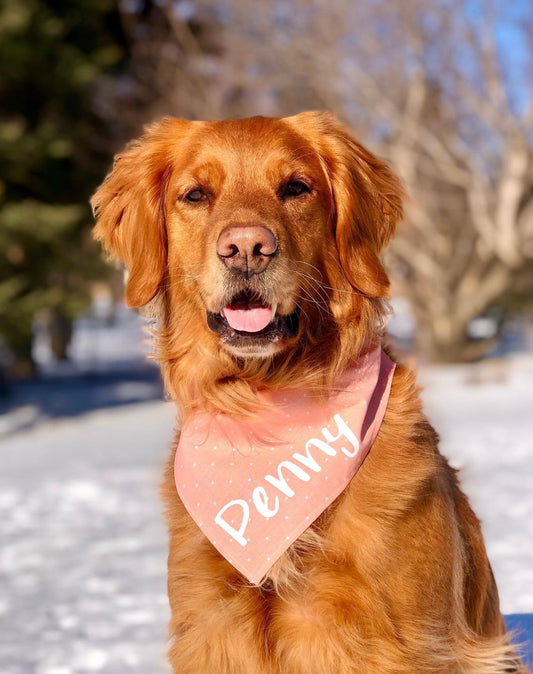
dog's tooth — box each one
[271,304,277,321]
[221,308,226,318]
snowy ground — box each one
[420,355,533,615]
[1,308,532,673]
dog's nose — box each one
[217,225,278,276]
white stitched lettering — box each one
[292,438,337,472]
[213,414,360,537]
[214,499,250,546]
[264,460,310,497]
[321,413,360,457]
[252,486,279,518]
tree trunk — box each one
[49,309,73,361]
[10,335,37,378]
[414,310,499,363]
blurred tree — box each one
[132,0,533,362]
[0,0,126,375]
[105,0,225,137]
[7,0,526,366]
[360,1,533,361]
[230,0,533,361]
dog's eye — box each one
[282,181,311,198]
[185,188,208,203]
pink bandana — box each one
[175,346,395,584]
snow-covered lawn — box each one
[0,401,175,674]
[420,354,533,615]
[1,311,532,673]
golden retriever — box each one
[92,112,528,673]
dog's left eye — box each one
[281,181,311,198]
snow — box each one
[0,402,175,674]
[420,354,533,615]
[1,309,532,673]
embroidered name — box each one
[214,413,359,546]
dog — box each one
[92,112,528,673]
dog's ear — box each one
[91,118,189,308]
[286,111,404,298]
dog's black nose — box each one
[217,225,277,276]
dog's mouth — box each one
[206,290,300,357]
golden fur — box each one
[92,112,528,673]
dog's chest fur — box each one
[160,365,503,674]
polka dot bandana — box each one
[175,346,395,584]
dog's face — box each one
[92,112,403,362]
[166,117,335,359]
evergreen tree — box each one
[0,0,126,374]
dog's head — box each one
[92,112,403,403]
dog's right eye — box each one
[279,180,312,200]
[185,188,208,204]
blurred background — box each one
[1,1,532,672]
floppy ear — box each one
[287,111,404,298]
[91,118,186,308]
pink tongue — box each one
[223,305,272,332]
